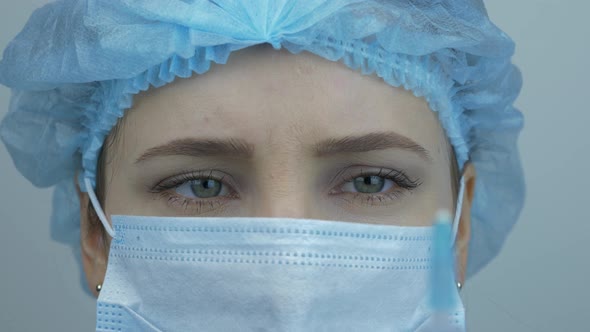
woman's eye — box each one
[150,171,240,214]
[330,168,421,206]
[175,178,230,198]
[341,175,395,194]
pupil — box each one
[353,175,385,193]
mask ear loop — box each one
[450,175,466,292]
[450,175,466,247]
[83,177,116,238]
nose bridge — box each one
[253,179,310,219]
[253,120,316,219]
[252,155,312,219]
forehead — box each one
[123,44,448,159]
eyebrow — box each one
[135,137,255,163]
[134,132,431,164]
[312,132,431,160]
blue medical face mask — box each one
[84,177,466,332]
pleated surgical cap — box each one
[0,0,524,295]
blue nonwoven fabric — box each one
[0,0,524,296]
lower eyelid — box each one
[334,188,410,208]
[157,190,236,214]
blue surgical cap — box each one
[0,0,524,295]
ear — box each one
[74,174,108,298]
[455,162,476,286]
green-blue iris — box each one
[353,175,385,193]
[189,179,222,198]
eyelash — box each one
[149,168,422,214]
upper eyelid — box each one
[330,166,418,187]
[342,168,401,182]
[152,169,237,191]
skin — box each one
[75,44,476,298]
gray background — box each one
[0,0,588,331]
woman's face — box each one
[79,44,475,295]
